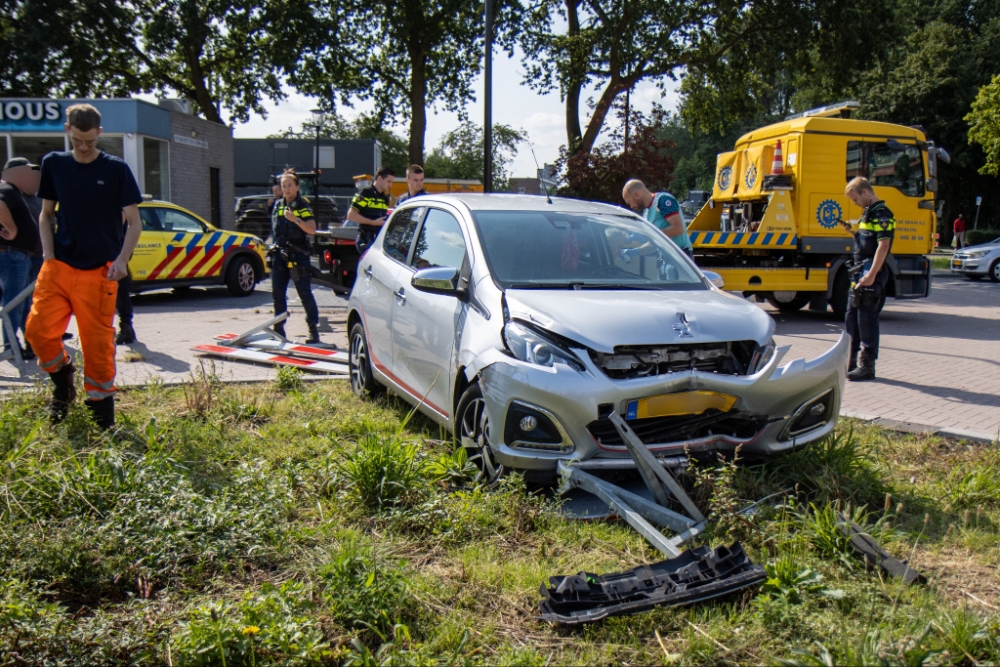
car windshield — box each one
[471,210,707,290]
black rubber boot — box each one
[49,362,77,422]
[85,396,115,430]
[115,321,136,345]
[847,349,876,382]
[305,324,320,344]
[274,321,286,339]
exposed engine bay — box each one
[590,341,760,379]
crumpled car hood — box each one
[505,289,774,353]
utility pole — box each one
[483,0,494,193]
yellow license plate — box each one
[625,391,737,420]
[952,260,962,267]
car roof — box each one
[397,193,631,216]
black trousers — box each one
[356,227,378,256]
[271,251,319,327]
[845,271,887,358]
[116,272,133,325]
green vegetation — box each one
[1,379,999,665]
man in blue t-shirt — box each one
[622,179,693,257]
[24,103,143,429]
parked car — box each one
[129,200,268,296]
[347,194,849,483]
[951,238,1000,281]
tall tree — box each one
[519,0,820,158]
[967,75,1000,177]
[424,121,526,191]
[295,0,503,165]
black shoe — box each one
[305,325,320,345]
[274,322,286,339]
[85,396,115,430]
[115,322,136,345]
[62,332,73,341]
[847,349,876,382]
[21,343,35,361]
[49,363,77,422]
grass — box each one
[930,255,952,270]
[0,380,998,665]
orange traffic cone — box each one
[771,139,784,175]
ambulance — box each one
[689,101,947,317]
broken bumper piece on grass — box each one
[538,542,766,625]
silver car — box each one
[347,194,848,483]
[951,238,1000,281]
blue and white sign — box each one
[0,100,63,132]
[816,199,843,229]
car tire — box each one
[766,291,809,312]
[456,382,504,487]
[990,259,1000,283]
[225,256,257,297]
[349,322,384,398]
[830,269,850,320]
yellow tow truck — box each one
[689,101,948,317]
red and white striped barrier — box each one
[214,333,349,363]
[192,344,350,375]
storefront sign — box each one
[0,101,63,131]
[174,134,209,150]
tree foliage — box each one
[967,75,1000,177]
[423,121,526,191]
[555,101,675,204]
[295,0,506,165]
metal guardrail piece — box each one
[0,282,35,376]
[226,312,289,347]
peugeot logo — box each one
[672,313,693,338]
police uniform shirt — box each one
[350,186,389,233]
[396,188,427,205]
[272,195,314,250]
[855,200,895,266]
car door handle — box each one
[363,265,373,280]
[393,287,406,304]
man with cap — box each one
[0,158,43,358]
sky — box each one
[227,47,683,179]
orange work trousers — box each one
[25,259,118,401]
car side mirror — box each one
[702,270,725,290]
[411,266,465,297]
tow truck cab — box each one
[689,101,948,316]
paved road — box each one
[1,271,997,440]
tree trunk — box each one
[408,49,427,166]
[185,49,223,124]
[564,0,584,154]
[578,74,625,155]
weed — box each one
[777,623,942,666]
[936,462,1000,508]
[795,501,882,565]
[338,433,431,510]
[759,553,844,605]
[170,581,329,666]
[774,427,886,506]
[426,445,479,487]
[183,361,219,417]
[317,546,408,635]
[274,365,304,393]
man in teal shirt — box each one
[622,179,693,257]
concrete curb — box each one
[842,410,999,444]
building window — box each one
[209,167,221,226]
[316,145,335,169]
[143,137,169,200]
[846,141,924,197]
[97,136,124,159]
[11,136,65,166]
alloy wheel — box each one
[238,262,255,292]
[350,330,367,391]
[460,396,504,486]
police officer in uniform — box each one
[346,166,394,255]
[396,164,427,205]
[841,176,894,381]
[271,169,320,343]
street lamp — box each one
[310,108,324,174]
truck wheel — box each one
[349,322,384,398]
[225,256,257,297]
[830,269,850,320]
[456,382,504,487]
[766,291,809,312]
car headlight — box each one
[966,250,990,259]
[749,339,776,374]
[503,321,585,371]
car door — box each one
[390,206,469,422]
[154,207,217,281]
[129,207,168,284]
[355,207,424,382]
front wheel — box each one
[456,382,504,487]
[990,260,1000,283]
[225,256,257,297]
[349,322,384,398]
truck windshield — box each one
[471,211,707,290]
[847,141,925,197]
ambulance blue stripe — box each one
[172,233,185,242]
[241,237,251,246]
[185,233,204,254]
[222,236,237,252]
[204,232,222,251]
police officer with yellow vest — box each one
[841,177,894,381]
[270,169,320,343]
[346,166,394,255]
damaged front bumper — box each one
[473,332,849,471]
